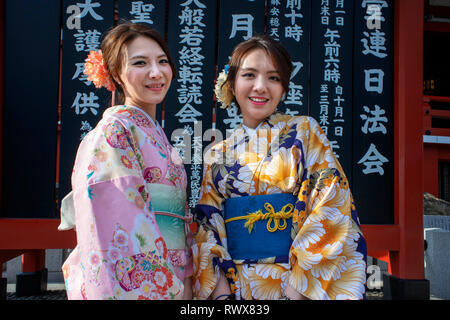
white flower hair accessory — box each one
[214,64,235,109]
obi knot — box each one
[225,202,294,233]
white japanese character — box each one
[80,120,93,131]
[365,4,385,30]
[358,143,389,175]
[362,0,388,9]
[74,29,101,52]
[324,28,340,42]
[130,1,155,24]
[76,0,103,21]
[290,61,303,80]
[269,28,280,40]
[178,46,205,66]
[72,62,91,85]
[71,92,99,115]
[172,135,187,161]
[177,65,203,85]
[284,81,303,106]
[223,104,243,129]
[361,29,387,58]
[286,0,302,10]
[285,24,303,42]
[324,68,341,84]
[336,0,345,9]
[334,95,344,107]
[284,9,303,25]
[364,69,384,93]
[329,140,340,158]
[229,14,254,40]
[335,126,343,137]
[270,7,280,16]
[270,17,280,27]
[181,0,206,9]
[179,26,205,46]
[319,113,330,126]
[360,105,388,134]
[175,103,202,123]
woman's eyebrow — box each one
[240,67,280,74]
[129,54,167,60]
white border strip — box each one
[423,135,450,144]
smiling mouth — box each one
[146,83,164,90]
[249,97,269,104]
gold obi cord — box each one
[225,202,294,233]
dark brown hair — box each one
[101,21,176,104]
[226,34,293,97]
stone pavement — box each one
[7,290,442,300]
[4,285,387,300]
[5,283,67,300]
[6,290,67,300]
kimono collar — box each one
[104,105,159,129]
[241,112,284,137]
[123,105,158,127]
[242,121,264,138]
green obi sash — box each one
[148,184,190,260]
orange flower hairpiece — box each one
[83,50,116,92]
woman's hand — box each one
[283,283,310,300]
[182,277,193,299]
[210,270,232,300]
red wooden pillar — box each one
[21,251,46,273]
[0,0,5,299]
[383,0,429,299]
[0,0,4,214]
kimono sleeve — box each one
[66,118,183,300]
[191,161,234,299]
[288,117,367,300]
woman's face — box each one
[232,49,285,129]
[120,36,172,112]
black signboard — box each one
[1,0,396,224]
[352,0,394,224]
[215,0,266,136]
[117,0,168,124]
[267,0,311,116]
[117,0,166,35]
[2,1,61,218]
[165,0,218,208]
[59,0,114,202]
[310,0,354,179]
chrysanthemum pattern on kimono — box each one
[62,105,192,300]
[192,113,367,300]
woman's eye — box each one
[242,73,255,78]
[159,58,169,64]
[269,76,281,82]
[133,60,146,66]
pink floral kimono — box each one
[61,105,193,300]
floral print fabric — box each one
[62,105,192,300]
[193,113,367,300]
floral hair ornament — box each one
[214,64,235,109]
[83,50,116,92]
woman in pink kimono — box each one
[61,22,193,300]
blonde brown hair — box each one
[226,35,293,99]
[101,22,176,103]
